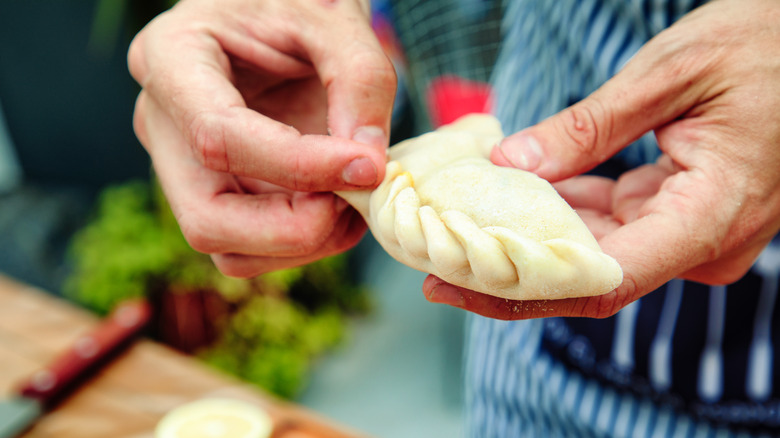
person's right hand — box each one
[423,0,780,320]
[128,0,396,277]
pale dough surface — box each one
[337,114,622,300]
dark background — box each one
[0,1,169,292]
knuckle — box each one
[362,53,397,86]
[649,30,722,85]
[189,111,229,172]
[699,237,722,265]
[592,291,622,319]
[266,193,335,254]
[346,43,397,94]
[289,154,317,192]
[559,99,613,158]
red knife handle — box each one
[17,299,152,408]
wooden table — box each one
[0,275,368,438]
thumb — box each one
[490,31,717,182]
[301,0,397,148]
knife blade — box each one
[0,298,152,437]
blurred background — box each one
[0,1,502,436]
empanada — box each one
[337,114,622,301]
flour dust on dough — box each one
[337,114,623,301]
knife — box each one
[0,298,152,437]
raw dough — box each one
[337,114,622,300]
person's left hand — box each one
[423,0,780,320]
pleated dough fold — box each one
[337,114,622,301]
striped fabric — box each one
[464,0,780,436]
[467,312,777,438]
[491,0,710,167]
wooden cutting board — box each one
[0,275,368,438]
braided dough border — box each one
[338,115,622,301]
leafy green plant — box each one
[200,296,347,398]
[65,179,372,398]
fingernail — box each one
[428,283,465,307]
[342,157,378,186]
[352,125,388,149]
[498,133,542,171]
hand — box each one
[128,0,396,276]
[424,0,780,319]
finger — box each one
[490,26,723,182]
[210,0,395,148]
[422,275,622,320]
[553,176,615,213]
[611,162,672,223]
[139,93,357,257]
[211,208,367,278]
[425,173,732,319]
[598,185,729,307]
[233,177,295,196]
[183,191,355,256]
[129,9,388,191]
[681,236,771,285]
[552,176,621,239]
[575,210,622,241]
[299,0,397,143]
[604,160,775,290]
